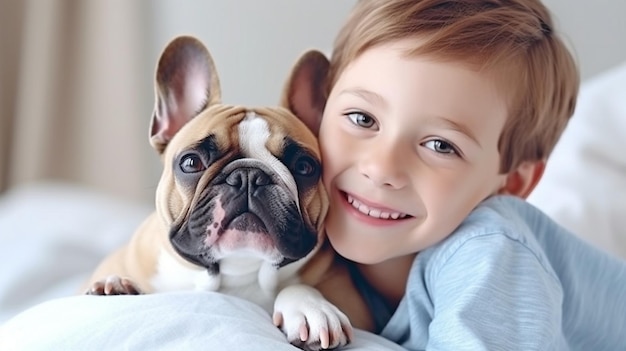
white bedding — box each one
[0,61,625,349]
[0,182,152,324]
[0,184,404,350]
[527,61,626,259]
[0,292,403,351]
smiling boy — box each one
[316,0,626,349]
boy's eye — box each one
[423,139,458,156]
[346,112,377,129]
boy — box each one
[316,0,626,349]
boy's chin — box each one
[326,228,390,265]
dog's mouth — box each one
[202,211,277,254]
[171,189,315,268]
[226,212,267,233]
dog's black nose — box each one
[225,168,271,190]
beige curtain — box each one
[0,0,159,204]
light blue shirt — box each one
[375,195,626,350]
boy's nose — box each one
[358,141,409,190]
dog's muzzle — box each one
[170,158,318,270]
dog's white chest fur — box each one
[150,250,301,312]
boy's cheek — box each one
[320,154,341,191]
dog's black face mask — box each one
[168,116,321,273]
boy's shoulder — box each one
[386,195,569,348]
[438,195,551,247]
[395,195,626,350]
[464,194,550,237]
[416,195,562,280]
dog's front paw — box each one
[274,285,353,350]
[85,275,142,295]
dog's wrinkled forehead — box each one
[238,111,299,201]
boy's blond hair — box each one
[328,0,579,172]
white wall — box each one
[150,0,357,107]
[138,1,625,198]
[150,0,625,106]
[542,0,626,80]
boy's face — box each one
[319,40,509,264]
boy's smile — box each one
[341,191,412,225]
[319,40,510,264]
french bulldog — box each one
[81,35,375,350]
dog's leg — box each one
[273,284,353,350]
[85,275,142,295]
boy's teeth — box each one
[346,194,407,220]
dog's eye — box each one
[180,153,206,173]
[294,157,317,177]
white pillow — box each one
[0,292,405,351]
[528,61,626,259]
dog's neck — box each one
[214,257,280,311]
[218,256,278,291]
[151,250,284,312]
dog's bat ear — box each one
[149,36,222,154]
[281,50,330,137]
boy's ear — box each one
[498,160,546,199]
[280,50,330,136]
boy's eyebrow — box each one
[339,88,388,109]
[430,116,481,148]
